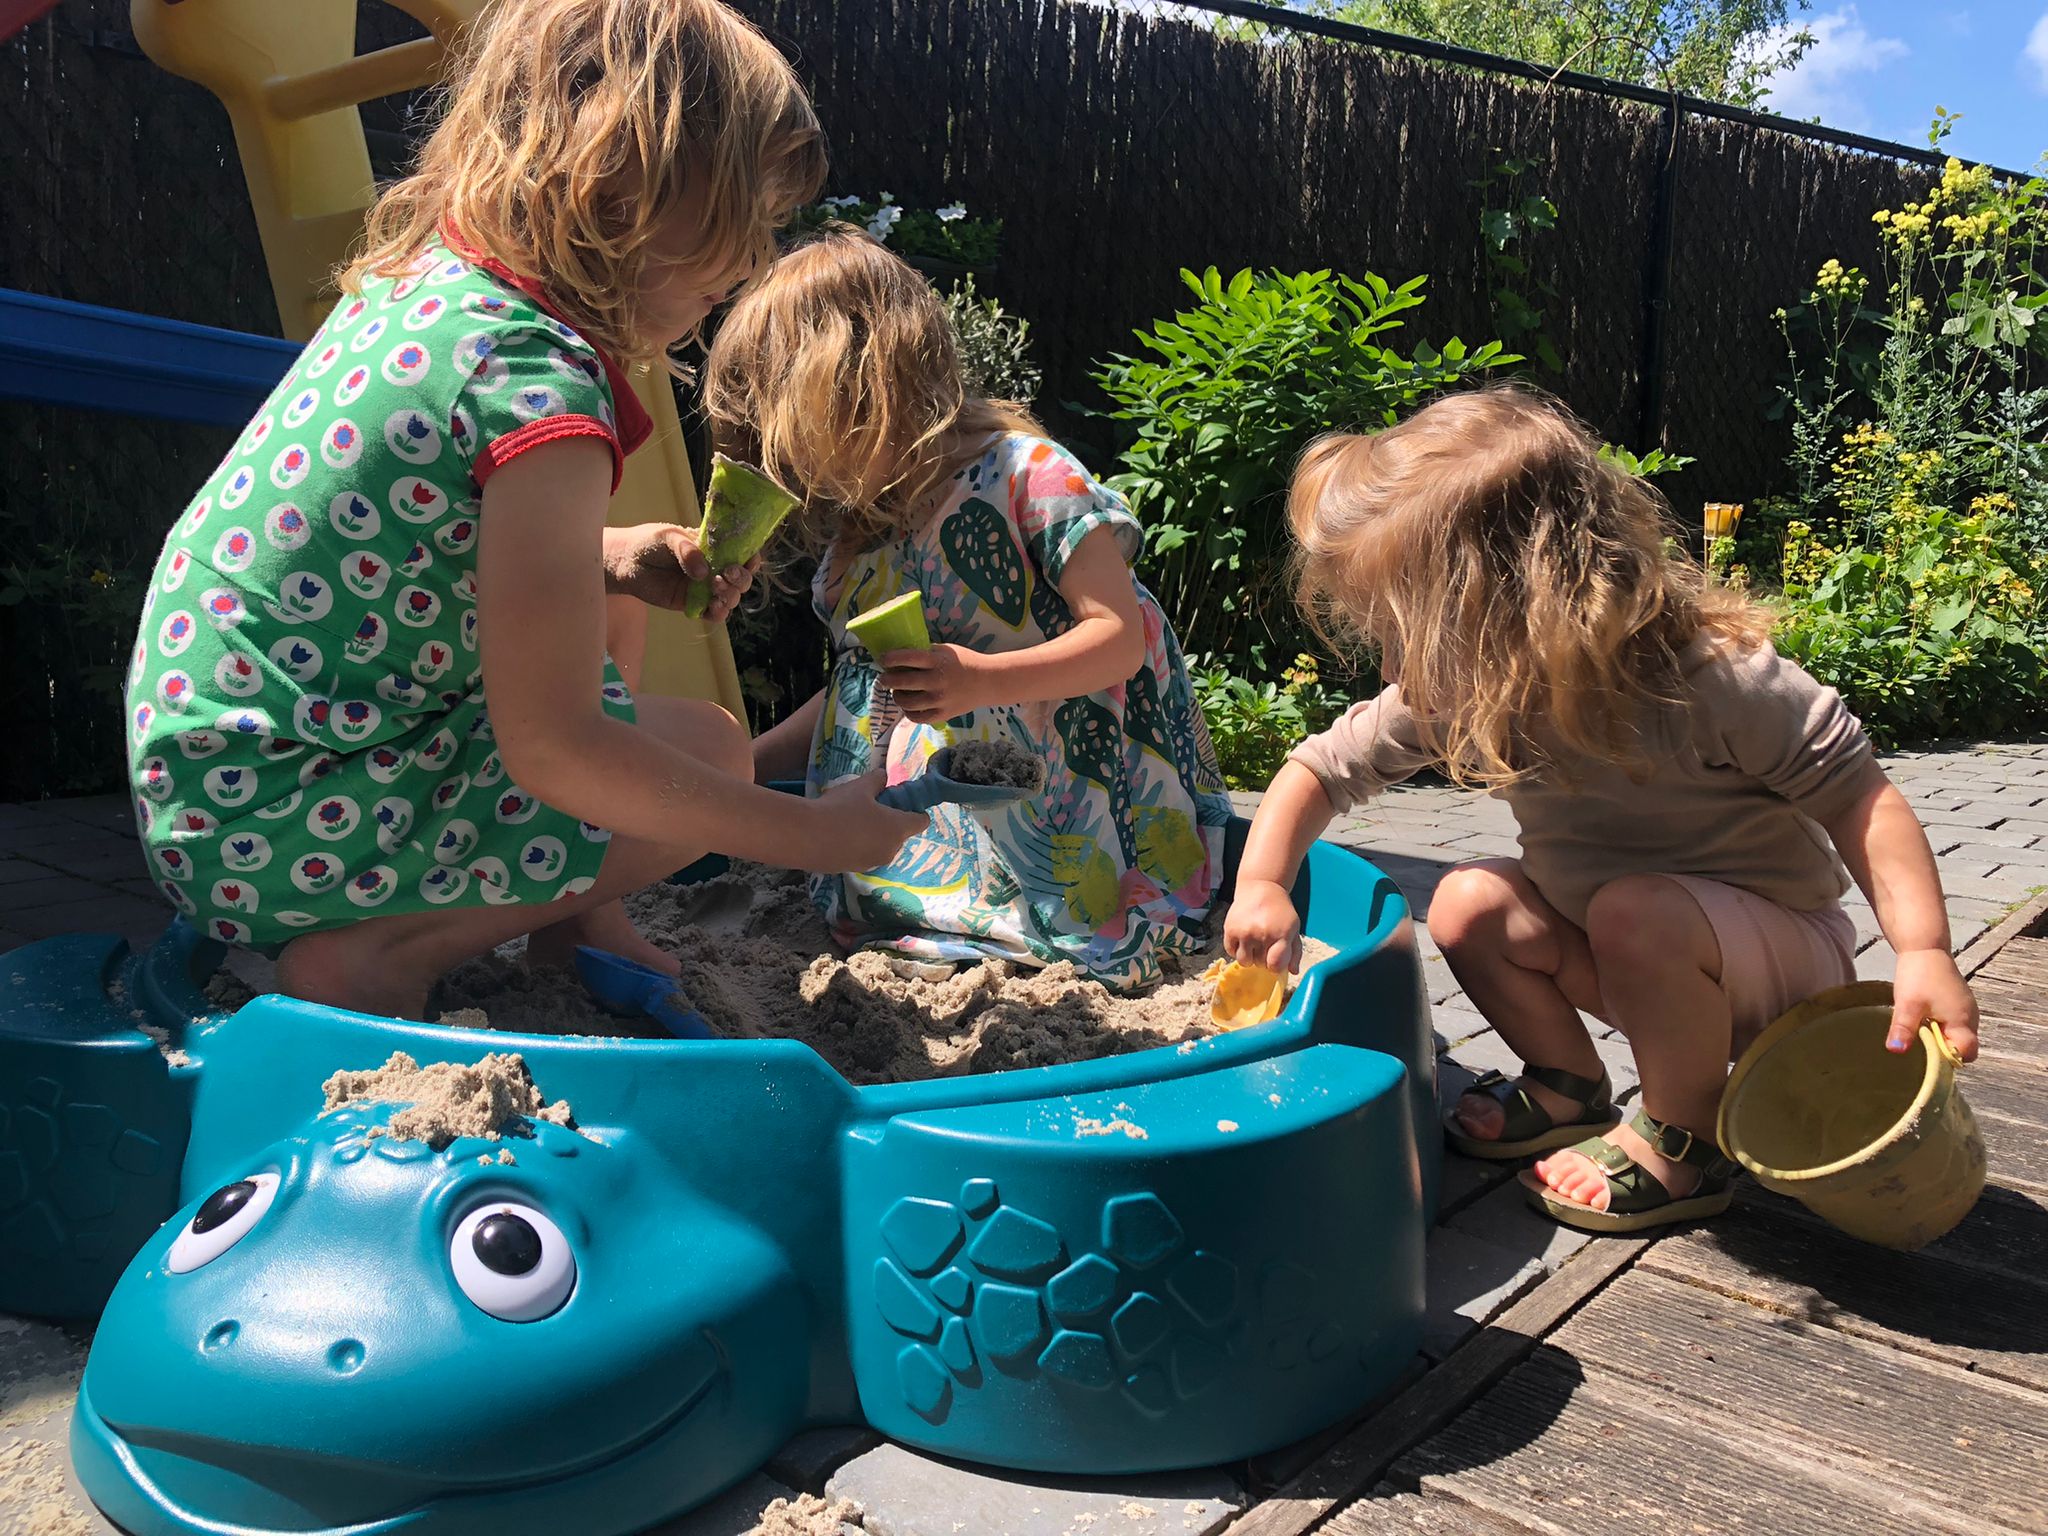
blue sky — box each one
[1756,3,2048,172]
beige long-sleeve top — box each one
[1288,638,1881,925]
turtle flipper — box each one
[0,926,207,1320]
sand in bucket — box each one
[1718,981,1985,1250]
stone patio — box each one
[4,740,2047,1534]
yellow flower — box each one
[89,569,112,588]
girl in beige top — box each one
[1225,387,1979,1233]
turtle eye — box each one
[450,1203,575,1321]
[167,1173,280,1273]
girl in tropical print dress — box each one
[707,230,1233,988]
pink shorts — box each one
[1664,875,1857,1048]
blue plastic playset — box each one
[0,829,1436,1536]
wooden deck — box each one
[1244,911,2048,1536]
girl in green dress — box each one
[708,231,1232,989]
[123,0,923,1019]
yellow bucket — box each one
[1718,981,1985,1250]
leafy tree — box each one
[1300,0,1814,108]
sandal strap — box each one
[1522,1063,1611,1107]
[1625,1109,1738,1178]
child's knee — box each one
[1582,874,1700,971]
[1427,859,1528,952]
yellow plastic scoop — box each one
[847,591,931,655]
[1204,958,1290,1030]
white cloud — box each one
[1758,7,1910,130]
[2024,10,2048,93]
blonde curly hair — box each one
[1291,385,1772,787]
[340,0,825,369]
[701,227,1043,550]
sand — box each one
[319,1051,575,1149]
[195,862,1332,1087]
[947,738,1045,791]
[0,1318,95,1535]
[747,1492,865,1535]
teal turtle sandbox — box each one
[0,828,1435,1536]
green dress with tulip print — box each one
[124,242,647,952]
[807,434,1233,990]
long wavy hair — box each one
[701,227,1043,549]
[1290,385,1773,787]
[339,0,825,370]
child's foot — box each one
[526,897,680,977]
[1531,1117,1700,1213]
[1452,1075,1582,1142]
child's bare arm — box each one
[480,441,922,873]
[753,687,825,781]
[879,527,1145,723]
[1822,767,1980,1060]
[1224,762,1338,973]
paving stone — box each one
[825,1443,1244,1536]
[1436,1149,1516,1216]
[44,794,140,834]
[26,839,149,884]
[1949,893,2022,925]
[1420,1225,1546,1360]
[1444,1029,1521,1079]
[4,893,171,944]
[0,873,110,914]
[0,858,55,887]
[1855,942,1898,982]
[1445,833,1523,859]
[1941,842,2039,868]
[766,1426,882,1493]
[0,812,133,851]
[1243,1352,1429,1492]
[1916,807,2018,831]
[0,929,27,954]
[1930,822,2041,850]
[1447,1175,1594,1275]
[641,1473,806,1536]
[1949,917,1989,953]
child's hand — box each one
[1225,878,1303,975]
[879,645,993,725]
[810,770,929,873]
[604,523,758,620]
[1888,948,1980,1061]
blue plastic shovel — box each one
[572,946,716,1039]
[874,747,1040,814]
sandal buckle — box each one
[1662,1125,1697,1163]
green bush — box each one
[1759,125,2048,744]
[1192,652,1351,791]
[943,275,1041,404]
[1093,266,1515,671]
[787,194,1001,270]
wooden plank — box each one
[1988,1130,2048,1196]
[1643,1194,2048,1388]
[1324,1484,1541,1535]
[1550,1269,2048,1533]
[1955,1058,2048,1131]
[1730,1181,2048,1296]
[1225,1239,1648,1536]
[1955,890,2048,978]
[1394,1354,1996,1536]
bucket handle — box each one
[1921,1021,1966,1069]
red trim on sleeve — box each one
[473,415,625,493]
[439,225,656,458]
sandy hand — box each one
[604,523,757,621]
[809,770,929,873]
[1224,877,1303,975]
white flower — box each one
[821,194,863,210]
[878,191,893,204]
[936,203,967,222]
[866,205,903,242]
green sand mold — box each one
[681,455,801,618]
[846,591,931,655]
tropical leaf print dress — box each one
[807,435,1232,989]
[124,242,650,951]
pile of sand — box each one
[320,1051,575,1148]
[947,738,1044,790]
[747,1492,864,1535]
[0,1317,94,1535]
[203,863,1331,1087]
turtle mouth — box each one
[73,1334,728,1535]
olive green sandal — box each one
[1442,1064,1618,1161]
[1517,1108,1740,1234]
